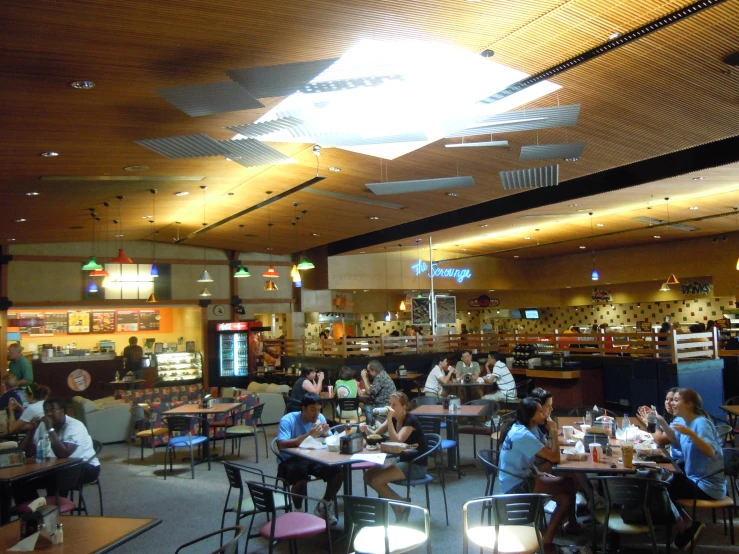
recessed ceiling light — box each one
[513,255,519,258]
[359,251,365,254]
[40,151,59,157]
[596,223,604,227]
[565,157,579,162]
[266,247,273,251]
[142,215,152,219]
[461,248,467,251]
[14,218,26,223]
[7,238,16,242]
[693,177,704,181]
[70,80,95,89]
[608,32,620,40]
[479,224,488,227]
[328,167,341,172]
[123,165,148,171]
[312,233,321,236]
[524,236,531,240]
[579,246,586,249]
[174,191,189,196]
[368,216,379,220]
[689,206,699,210]
[115,234,124,238]
[25,192,39,196]
[654,235,661,238]
[568,204,578,207]
[446,192,458,197]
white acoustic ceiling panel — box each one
[135,134,229,159]
[520,142,586,161]
[300,75,403,94]
[227,59,339,98]
[156,82,264,116]
[447,104,580,138]
[500,165,559,190]
[366,176,475,196]
[226,116,304,137]
[445,140,509,148]
[220,139,296,167]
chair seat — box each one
[259,511,326,540]
[353,525,428,554]
[169,435,208,447]
[675,496,734,509]
[441,439,456,450]
[392,474,433,487]
[136,427,168,438]
[232,492,288,514]
[13,496,76,515]
[594,507,651,533]
[467,525,540,554]
[226,425,255,435]
[458,426,491,435]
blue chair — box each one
[418,416,460,480]
[389,432,448,525]
[163,415,210,479]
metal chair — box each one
[409,396,441,410]
[501,378,532,413]
[224,404,268,462]
[389,433,448,525]
[477,449,532,496]
[163,415,210,479]
[270,438,316,511]
[341,495,430,554]
[458,399,499,459]
[491,410,516,451]
[174,525,245,554]
[73,439,104,515]
[244,481,332,554]
[417,416,460,480]
[568,405,603,418]
[463,493,550,554]
[11,460,88,516]
[127,403,167,465]
[336,397,365,423]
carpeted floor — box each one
[80,426,738,553]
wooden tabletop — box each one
[411,404,486,417]
[441,381,498,388]
[0,458,77,483]
[554,447,675,474]
[391,373,423,381]
[163,402,242,415]
[0,516,161,553]
[721,405,739,417]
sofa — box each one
[223,383,289,425]
[71,396,131,444]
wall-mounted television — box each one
[523,309,540,319]
[510,309,522,319]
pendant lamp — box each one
[196,186,213,283]
[591,267,600,281]
[89,268,108,278]
[150,264,159,278]
[398,244,406,310]
[665,274,680,285]
[659,282,671,292]
[146,293,158,303]
[385,311,392,321]
[290,264,301,282]
[199,287,212,297]
[588,213,599,281]
[112,195,133,264]
[263,221,279,280]
[87,280,98,293]
[234,265,250,278]
[264,279,278,291]
[149,189,158,278]
[659,198,680,288]
[297,256,315,270]
[82,256,104,271]
[263,266,279,278]
[198,269,213,283]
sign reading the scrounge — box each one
[411,260,471,283]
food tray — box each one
[380,442,408,454]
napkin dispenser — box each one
[446,395,461,410]
[340,432,364,454]
[20,505,58,541]
[398,366,407,377]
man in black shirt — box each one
[123,337,144,380]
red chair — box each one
[12,460,86,516]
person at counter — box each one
[455,350,480,380]
[122,336,144,380]
[8,384,51,434]
[7,343,33,386]
[0,375,26,418]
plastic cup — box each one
[585,411,593,426]
[590,443,603,463]
[621,442,635,468]
[563,426,575,441]
[327,385,333,396]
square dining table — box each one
[163,402,243,462]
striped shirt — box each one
[492,361,515,396]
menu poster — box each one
[411,297,431,325]
[17,312,44,334]
[435,296,457,325]
[44,313,68,335]
[67,311,91,334]
[91,311,116,334]
[639,320,653,332]
[116,310,139,333]
[139,309,160,331]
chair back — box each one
[492,493,549,527]
[417,416,441,436]
[165,415,200,436]
[337,398,360,412]
[270,438,281,458]
[464,399,499,424]
[596,476,651,507]
[246,480,278,514]
[477,449,500,495]
[251,403,265,423]
[410,396,440,410]
[724,448,739,478]
[223,461,246,491]
[716,423,732,442]
[568,405,603,417]
[725,396,739,406]
[342,495,391,554]
[174,525,245,554]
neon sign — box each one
[411,259,472,283]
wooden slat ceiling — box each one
[1,0,738,257]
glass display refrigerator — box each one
[207,321,271,387]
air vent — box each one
[135,135,229,159]
[219,139,296,167]
[634,216,698,231]
[520,142,586,161]
[156,82,264,117]
[500,165,559,190]
[227,59,338,98]
[227,116,304,137]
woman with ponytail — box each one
[8,383,51,434]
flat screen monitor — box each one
[510,309,522,319]
[524,309,540,319]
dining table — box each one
[0,515,161,553]
[441,380,499,403]
[162,402,243,462]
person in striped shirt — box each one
[482,351,516,402]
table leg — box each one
[0,482,10,524]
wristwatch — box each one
[47,428,55,433]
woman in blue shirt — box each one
[497,398,578,553]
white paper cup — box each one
[563,426,575,441]
[579,424,591,434]
[590,443,603,463]
[327,386,333,396]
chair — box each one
[592,476,673,554]
[328,424,372,496]
[11,460,88,516]
[409,396,440,410]
[163,415,210,479]
[208,398,242,448]
[174,525,245,554]
[336,398,365,424]
[477,449,532,496]
[342,495,430,554]
[410,379,430,399]
[224,404,268,462]
[417,416,460,480]
[73,439,104,516]
[270,438,316,510]
[500,378,531,413]
[716,422,733,447]
[221,462,289,543]
[463,493,550,554]
[127,403,167,465]
[244,481,332,554]
[491,411,516,451]
[458,400,499,459]
[726,447,739,514]
[389,432,448,525]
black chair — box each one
[270,438,316,510]
[477,449,532,496]
[224,404,268,462]
[73,439,103,515]
[417,416,460,480]
[491,411,516,450]
[592,476,673,554]
[389,432,448,525]
[336,397,364,423]
[409,396,441,410]
[341,495,430,554]
[726,447,739,515]
[458,399,499,459]
[174,525,245,554]
[163,415,210,479]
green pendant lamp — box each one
[234,265,250,278]
[297,255,315,270]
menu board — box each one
[17,312,44,334]
[116,310,139,332]
[91,311,116,334]
[44,313,68,335]
[411,297,431,325]
[638,320,653,332]
[139,309,160,331]
[67,311,91,334]
[435,296,457,325]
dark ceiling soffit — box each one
[327,134,739,256]
[176,176,325,243]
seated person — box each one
[8,384,51,434]
[360,392,428,521]
[482,352,516,403]
[287,366,324,412]
[15,397,100,505]
[0,375,27,419]
[335,366,361,420]
[361,360,396,425]
[423,354,454,397]
[454,350,480,380]
[638,387,683,460]
[276,394,342,526]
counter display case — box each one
[155,351,202,383]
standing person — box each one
[275,394,342,525]
[455,350,480,380]
[481,319,493,334]
[360,392,428,520]
[361,360,396,424]
[288,366,324,412]
[651,388,725,550]
[482,352,516,403]
[122,337,144,380]
[423,354,454,397]
[497,398,579,553]
[0,375,26,418]
[8,384,51,434]
[7,343,33,386]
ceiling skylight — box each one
[248,39,560,160]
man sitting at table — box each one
[454,350,480,380]
[276,393,343,526]
[482,351,516,403]
[15,397,100,505]
[361,360,396,425]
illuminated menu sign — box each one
[411,260,471,283]
[217,322,249,331]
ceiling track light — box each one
[234,224,251,278]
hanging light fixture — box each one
[197,186,213,283]
[415,239,423,297]
[660,197,679,290]
[289,217,302,287]
[111,195,133,263]
[82,214,103,271]
[263,265,279,278]
[384,246,391,321]
[264,280,278,291]
[589,212,599,281]
[146,293,158,303]
[234,224,251,278]
[262,220,279,281]
[87,280,98,293]
[296,210,315,270]
[149,189,158,278]
[89,216,108,277]
[398,244,406,310]
[199,287,212,297]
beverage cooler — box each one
[207,321,271,388]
